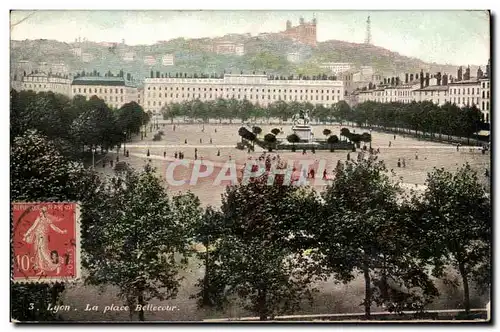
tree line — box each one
[162,98,485,143]
[346,101,485,142]
[10,89,150,160]
[162,98,352,124]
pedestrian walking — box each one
[415,151,419,160]
[347,152,350,161]
[377,148,380,154]
[394,134,396,140]
[173,125,176,131]
[397,158,401,168]
[116,155,119,162]
[185,139,187,144]
[215,128,217,133]
[485,168,489,178]
[163,151,166,158]
[323,169,327,179]
[126,150,129,157]
[147,149,150,157]
[310,169,315,179]
[389,141,392,147]
[312,147,316,154]
[302,149,306,155]
[110,160,114,168]
[456,144,459,151]
[174,151,178,159]
[195,148,198,153]
[102,160,106,168]
[195,153,198,160]
[210,138,213,144]
[200,138,202,144]
[402,158,406,168]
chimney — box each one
[383,78,387,84]
[477,67,483,79]
[410,73,414,82]
[436,72,442,86]
[457,66,463,81]
[465,66,470,80]
[405,73,409,83]
[416,73,419,80]
[425,73,430,87]
[391,77,395,85]
[486,59,491,77]
[396,77,400,85]
[420,73,424,89]
[442,73,448,86]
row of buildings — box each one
[12,61,491,124]
[352,63,491,123]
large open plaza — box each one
[95,122,490,207]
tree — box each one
[316,159,437,318]
[11,130,100,321]
[238,127,256,142]
[117,102,146,139]
[327,134,339,152]
[82,167,191,321]
[335,101,352,125]
[340,127,350,140]
[286,133,301,152]
[252,126,263,136]
[264,133,277,152]
[322,129,332,137]
[190,206,226,308]
[212,174,322,320]
[411,164,491,315]
[271,128,281,136]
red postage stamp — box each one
[11,202,81,283]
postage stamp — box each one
[11,202,81,283]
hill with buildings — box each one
[10,37,465,84]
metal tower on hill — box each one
[364,16,372,45]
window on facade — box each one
[120,89,123,94]
[83,88,86,93]
[171,93,173,97]
[182,87,185,91]
[487,91,490,98]
[115,89,118,93]
[153,101,156,106]
[462,89,465,94]
[105,89,108,93]
[487,102,490,110]
[148,101,151,106]
[171,87,173,91]
[316,96,318,100]
[121,97,123,102]
[153,87,156,90]
[262,95,264,99]
[104,96,107,101]
[268,95,271,99]
[284,95,287,100]
[176,94,179,98]
[326,96,329,100]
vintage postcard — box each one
[10,10,491,323]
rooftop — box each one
[449,79,479,85]
[414,85,449,92]
[72,76,136,87]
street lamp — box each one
[369,128,372,149]
[92,147,96,169]
[123,131,127,156]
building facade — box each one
[214,42,245,56]
[412,85,449,106]
[479,78,490,123]
[143,74,344,114]
[162,54,175,66]
[21,72,71,96]
[280,17,317,47]
[320,62,353,74]
[448,79,481,109]
[71,77,138,109]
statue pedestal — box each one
[292,125,313,142]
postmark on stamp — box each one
[12,202,81,283]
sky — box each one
[10,10,490,66]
